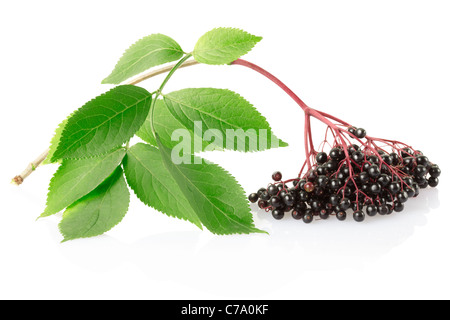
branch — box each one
[12,149,50,185]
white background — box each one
[1,0,449,300]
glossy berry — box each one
[316,152,328,164]
[272,209,284,220]
[348,126,356,135]
[272,171,282,181]
[353,211,365,222]
[428,177,439,188]
[352,151,364,163]
[378,204,389,215]
[303,212,314,224]
[338,198,351,211]
[367,165,381,179]
[248,193,259,203]
[260,191,270,201]
[366,204,377,217]
[329,148,341,160]
[429,165,441,178]
[282,193,295,206]
[258,200,268,209]
[393,201,404,212]
[355,128,367,139]
[397,191,409,204]
[336,211,347,221]
[270,196,283,208]
[267,184,279,196]
[292,210,304,220]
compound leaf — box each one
[41,148,126,218]
[123,143,202,229]
[52,85,152,161]
[163,88,288,152]
[156,136,266,235]
[59,167,130,242]
[193,28,262,65]
[102,34,184,84]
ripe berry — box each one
[369,183,382,195]
[355,128,367,139]
[319,209,330,220]
[388,182,401,194]
[428,177,439,187]
[416,155,429,167]
[260,191,270,201]
[353,210,365,222]
[377,174,391,187]
[397,191,409,204]
[338,198,351,211]
[303,212,314,224]
[366,204,377,217]
[257,188,267,197]
[267,184,279,196]
[270,196,283,208]
[248,193,259,203]
[393,201,404,212]
[329,148,341,160]
[429,165,441,178]
[378,204,389,215]
[272,209,284,220]
[348,126,356,135]
[272,171,282,181]
[352,151,364,163]
[336,211,347,221]
[316,152,328,164]
[258,200,268,209]
[282,193,295,206]
[316,175,329,188]
[368,165,381,179]
[292,210,304,220]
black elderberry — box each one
[330,178,341,190]
[316,152,328,164]
[260,191,270,201]
[270,196,283,208]
[405,187,415,198]
[368,165,381,179]
[272,209,284,220]
[298,190,309,201]
[329,148,341,161]
[282,193,295,206]
[338,198,351,211]
[390,153,400,165]
[336,211,347,221]
[298,179,307,190]
[248,193,259,203]
[378,204,389,215]
[303,211,314,224]
[429,165,441,178]
[352,151,364,163]
[412,182,420,197]
[428,177,439,188]
[355,128,367,139]
[321,209,332,220]
[401,148,413,158]
[292,210,304,220]
[329,194,340,206]
[310,200,323,211]
[377,174,391,187]
[267,184,278,196]
[416,155,429,167]
[316,165,328,175]
[316,175,329,188]
[403,157,416,169]
[353,210,365,222]
[366,204,377,217]
[386,204,394,215]
[418,179,429,189]
[359,172,370,184]
[258,200,268,209]
[369,183,382,195]
[257,188,267,197]
[388,182,401,194]
[393,201,404,212]
[325,160,339,172]
[381,154,393,165]
[348,126,356,135]
[397,191,409,204]
[272,171,282,181]
[367,155,379,164]
[294,202,307,212]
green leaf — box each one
[123,143,202,229]
[43,118,68,165]
[59,167,130,242]
[163,88,288,152]
[136,99,216,152]
[41,148,126,218]
[52,85,152,161]
[193,28,262,65]
[156,136,266,235]
[102,34,184,84]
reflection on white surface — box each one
[54,188,440,298]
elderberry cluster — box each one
[248,144,441,223]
